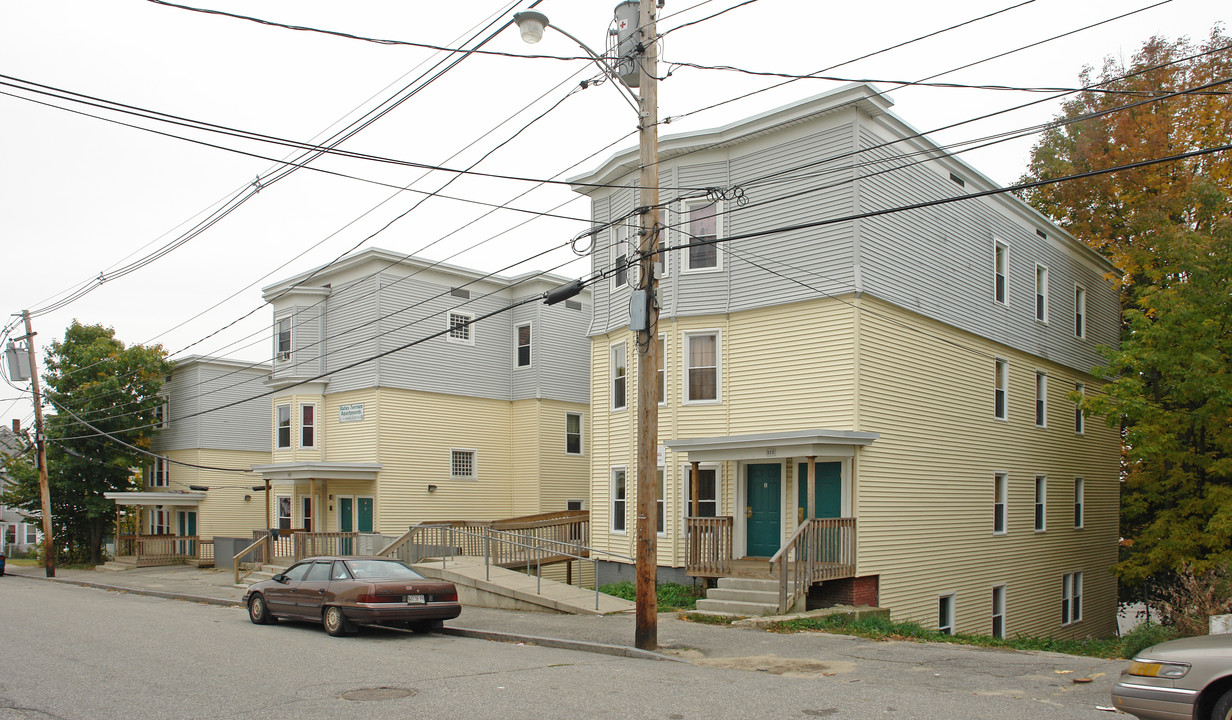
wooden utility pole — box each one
[633,0,661,652]
[21,310,55,577]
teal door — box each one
[176,511,196,556]
[339,497,353,555]
[797,462,842,521]
[357,497,374,533]
[746,464,781,557]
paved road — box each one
[0,577,1127,719]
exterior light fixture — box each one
[244,494,252,502]
[513,11,549,44]
[188,485,209,492]
[427,484,439,493]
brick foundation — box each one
[809,575,879,608]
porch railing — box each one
[196,539,214,566]
[685,516,733,577]
[233,535,271,585]
[117,534,200,568]
[252,529,297,560]
[292,531,360,561]
[770,517,857,614]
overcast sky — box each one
[0,0,1225,426]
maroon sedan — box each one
[243,556,461,636]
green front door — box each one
[176,511,196,556]
[339,497,353,555]
[746,464,781,557]
[797,462,842,520]
[357,497,374,533]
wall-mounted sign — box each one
[339,403,364,423]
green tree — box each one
[1020,30,1232,590]
[0,321,171,564]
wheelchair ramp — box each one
[412,557,634,615]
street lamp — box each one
[514,3,662,651]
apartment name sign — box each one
[338,403,364,423]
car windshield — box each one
[344,559,424,580]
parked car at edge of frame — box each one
[242,555,461,636]
[1112,633,1232,720]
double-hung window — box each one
[1035,372,1048,428]
[275,317,291,361]
[993,473,1007,535]
[656,333,666,406]
[154,396,169,429]
[656,467,666,537]
[516,324,531,368]
[300,404,316,448]
[994,240,1008,304]
[938,594,955,635]
[611,468,628,533]
[994,359,1008,421]
[683,465,719,517]
[1074,383,1085,434]
[991,586,1006,639]
[448,311,474,345]
[684,201,720,271]
[1035,264,1049,323]
[611,343,627,410]
[1074,478,1085,528]
[612,222,635,291]
[1062,572,1083,624]
[565,412,583,455]
[1034,476,1047,532]
[1074,285,1086,338]
[150,457,169,488]
[277,496,292,530]
[275,404,291,449]
[451,449,477,480]
[684,331,720,403]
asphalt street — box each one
[0,574,1130,719]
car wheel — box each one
[1213,688,1232,720]
[323,606,351,637]
[248,594,275,625]
[410,620,443,635]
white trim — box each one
[657,332,667,407]
[565,411,584,456]
[938,592,956,635]
[610,221,636,293]
[610,341,628,412]
[275,403,292,449]
[1074,383,1086,435]
[1074,284,1087,339]
[515,322,532,369]
[993,472,1007,536]
[610,466,628,535]
[1035,263,1050,324]
[994,358,1009,422]
[447,310,475,346]
[680,199,724,274]
[1074,477,1085,529]
[1034,475,1047,533]
[450,448,477,480]
[682,329,722,405]
[274,316,292,362]
[991,584,1007,639]
[993,237,1009,306]
[1034,371,1048,428]
[299,402,317,449]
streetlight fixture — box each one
[514,2,661,651]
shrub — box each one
[598,581,705,611]
[1156,564,1232,637]
[1119,622,1180,659]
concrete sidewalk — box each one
[1,564,1129,716]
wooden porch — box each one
[116,535,214,568]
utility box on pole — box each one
[5,341,31,381]
[611,1,641,87]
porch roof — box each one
[665,429,878,462]
[250,461,382,482]
[103,491,206,507]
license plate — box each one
[406,594,425,604]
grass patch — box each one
[3,558,97,570]
[768,613,1179,659]
[599,581,705,611]
[680,612,738,625]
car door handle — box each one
[318,589,326,594]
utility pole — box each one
[20,310,56,577]
[632,0,661,652]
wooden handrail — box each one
[233,535,270,586]
[772,518,857,613]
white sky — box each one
[0,0,1225,426]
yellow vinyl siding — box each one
[530,398,590,515]
[271,393,325,464]
[322,388,378,462]
[162,448,268,539]
[852,296,1119,638]
[511,399,542,516]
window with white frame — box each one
[1074,285,1086,338]
[684,201,720,271]
[151,508,170,535]
[611,343,627,410]
[516,323,531,368]
[994,359,1008,420]
[275,404,291,449]
[1035,372,1048,427]
[154,396,169,429]
[684,331,719,403]
[656,333,666,406]
[611,222,635,291]
[301,497,312,532]
[1035,476,1047,532]
[1074,478,1084,528]
[657,467,665,537]
[451,449,476,480]
[993,473,1007,535]
[565,412,583,455]
[994,240,1008,305]
[149,457,169,487]
[1062,571,1083,624]
[683,465,719,517]
[448,311,474,345]
[1035,264,1049,323]
[24,523,37,545]
[277,496,292,530]
[275,317,291,361]
[991,585,1006,639]
[654,223,667,278]
[938,594,955,635]
[1074,383,1086,434]
[300,404,316,448]
[611,468,627,533]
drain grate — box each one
[339,687,416,702]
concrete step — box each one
[715,577,779,592]
[705,587,779,605]
[694,598,780,616]
[96,560,136,572]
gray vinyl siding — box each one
[271,303,326,381]
[514,297,590,404]
[156,362,270,453]
[853,123,1116,374]
[320,275,380,393]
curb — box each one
[7,568,681,662]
